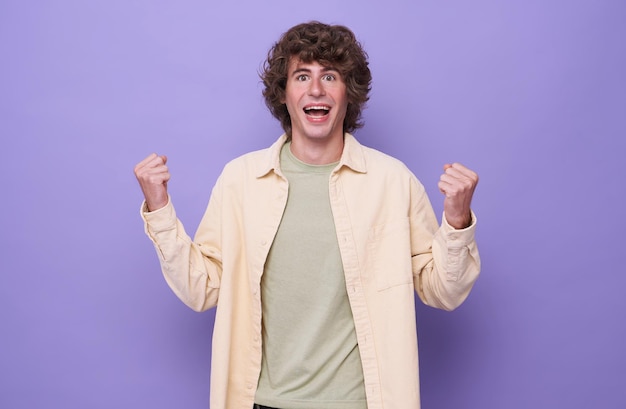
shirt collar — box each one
[255,133,367,178]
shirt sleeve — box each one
[141,195,222,312]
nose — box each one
[308,77,326,97]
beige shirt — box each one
[142,133,480,409]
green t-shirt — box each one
[255,142,366,409]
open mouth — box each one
[304,105,330,117]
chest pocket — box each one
[366,218,413,291]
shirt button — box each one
[247,383,253,390]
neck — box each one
[289,132,345,165]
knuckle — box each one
[147,175,162,184]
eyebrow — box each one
[291,66,339,76]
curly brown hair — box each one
[261,21,372,137]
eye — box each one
[322,74,336,81]
[296,74,309,81]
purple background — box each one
[2,1,625,408]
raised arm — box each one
[134,154,222,312]
[413,163,480,311]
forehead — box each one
[287,57,337,73]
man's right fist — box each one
[134,153,170,212]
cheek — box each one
[336,93,350,113]
[284,99,300,118]
[282,87,299,106]
[333,87,349,105]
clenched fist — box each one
[134,153,170,212]
[438,163,479,229]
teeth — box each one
[304,106,330,111]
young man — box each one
[135,22,480,409]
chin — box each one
[305,125,340,139]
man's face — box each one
[283,58,349,143]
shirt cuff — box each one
[140,196,177,234]
[441,210,477,243]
